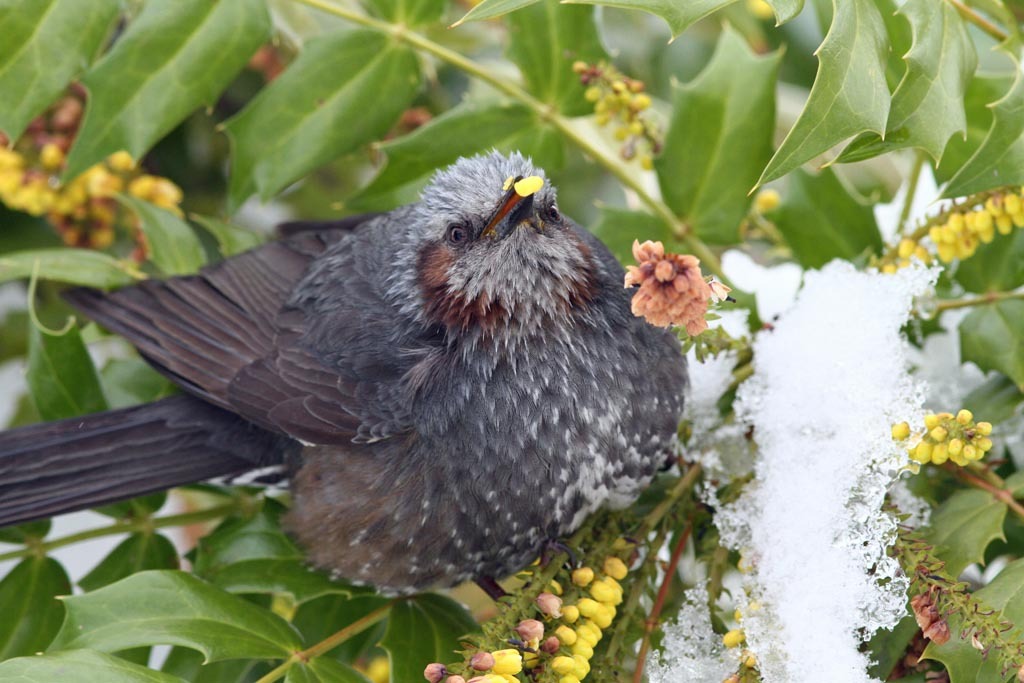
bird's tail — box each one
[0,395,291,528]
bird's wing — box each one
[65,215,425,446]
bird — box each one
[0,151,687,594]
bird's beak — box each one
[481,175,544,239]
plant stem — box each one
[897,152,924,234]
[289,0,728,283]
[254,601,395,683]
[633,524,692,683]
[945,0,1010,42]
[636,463,703,539]
[934,290,1024,312]
[0,500,245,563]
[946,463,1024,522]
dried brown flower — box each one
[624,240,711,335]
[911,591,950,644]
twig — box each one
[289,0,728,284]
[633,524,692,683]
[945,0,1010,42]
[934,290,1024,313]
[254,601,396,683]
[945,463,1024,522]
[897,151,924,234]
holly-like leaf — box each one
[79,533,180,591]
[763,0,803,24]
[190,215,264,258]
[452,0,540,25]
[117,195,206,276]
[589,206,675,264]
[943,70,1024,198]
[561,0,740,39]
[757,0,890,185]
[0,557,70,658]
[0,649,188,683]
[0,249,142,289]
[656,27,781,244]
[0,0,119,141]
[63,0,271,180]
[161,648,270,683]
[928,489,1007,577]
[361,0,443,25]
[959,300,1024,390]
[225,30,421,211]
[506,1,606,116]
[192,499,301,578]
[211,559,354,606]
[837,0,975,164]
[285,659,369,683]
[379,594,479,683]
[936,74,1014,184]
[770,167,882,268]
[51,570,302,660]
[953,229,1024,294]
[963,374,1024,425]
[353,101,536,206]
[27,321,108,421]
[292,595,392,664]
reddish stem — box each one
[633,524,692,683]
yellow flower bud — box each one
[913,245,931,263]
[931,442,948,465]
[911,441,933,464]
[963,444,979,461]
[561,605,580,623]
[548,578,563,595]
[584,86,601,102]
[577,598,599,618]
[976,421,992,436]
[639,154,653,171]
[723,629,745,648]
[589,580,618,605]
[632,93,652,110]
[936,243,956,263]
[1005,193,1022,215]
[107,150,135,172]
[551,656,576,675]
[1012,212,1024,228]
[490,650,522,676]
[555,625,576,645]
[40,143,64,171]
[576,621,601,646]
[924,414,940,430]
[744,652,757,668]
[572,654,590,677]
[891,422,910,440]
[881,264,897,275]
[754,188,781,213]
[929,426,948,442]
[977,437,993,452]
[591,603,613,629]
[897,239,915,259]
[957,409,973,425]
[603,556,629,579]
[997,214,1014,235]
[948,212,965,231]
[558,677,581,683]
[571,567,594,587]
[986,197,1004,216]
[948,438,963,456]
[571,641,594,659]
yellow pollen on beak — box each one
[513,175,544,197]
[502,175,515,192]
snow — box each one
[646,585,740,683]
[652,260,937,683]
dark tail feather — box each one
[0,395,291,528]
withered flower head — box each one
[624,240,711,335]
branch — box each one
[945,0,1010,42]
[633,524,692,683]
[289,0,728,283]
[934,290,1024,313]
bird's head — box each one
[406,152,601,343]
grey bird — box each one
[0,152,687,594]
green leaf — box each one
[51,570,302,660]
[953,229,1024,294]
[959,300,1024,390]
[101,358,177,410]
[192,500,301,578]
[655,28,781,244]
[0,249,142,289]
[866,615,919,680]
[936,74,1014,184]
[771,167,882,268]
[0,0,119,141]
[506,1,606,116]
[379,594,478,683]
[211,559,354,605]
[292,595,392,663]
[225,30,421,211]
[285,659,369,683]
[361,0,442,25]
[354,101,536,204]
[79,533,180,592]
[763,0,803,24]
[589,206,675,264]
[190,215,264,257]
[27,321,108,421]
[928,489,1007,577]
[962,374,1024,424]
[561,0,741,39]
[161,647,270,682]
[757,0,889,185]
[943,69,1024,198]
[836,0,975,164]
[0,649,188,683]
[0,557,70,658]
[0,519,50,544]
[92,491,168,521]
[452,0,540,25]
[63,0,271,180]
[117,195,206,276]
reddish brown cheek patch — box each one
[416,242,508,333]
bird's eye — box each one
[446,223,469,245]
[541,204,561,222]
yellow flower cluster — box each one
[879,237,932,275]
[893,409,994,467]
[928,191,1024,263]
[0,86,183,253]
[573,61,659,169]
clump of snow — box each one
[721,250,802,321]
[647,584,740,683]
[888,477,931,529]
[712,260,936,683]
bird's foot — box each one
[475,575,508,601]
